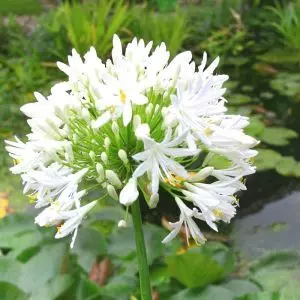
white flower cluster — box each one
[6,35,258,247]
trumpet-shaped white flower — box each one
[162,197,206,245]
[6,34,258,247]
[21,163,87,208]
[132,131,199,196]
[55,201,97,248]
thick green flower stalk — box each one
[6,35,258,298]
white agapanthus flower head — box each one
[6,34,258,247]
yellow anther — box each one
[164,173,185,188]
[119,89,127,103]
[13,159,21,165]
[213,209,224,218]
[109,105,116,113]
[204,127,213,137]
[232,196,239,205]
[188,171,197,178]
[56,223,63,234]
[27,193,37,204]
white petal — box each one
[119,178,139,206]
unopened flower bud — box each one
[145,103,153,115]
[135,123,150,140]
[72,133,78,142]
[89,151,96,161]
[149,193,159,208]
[107,184,118,200]
[112,121,119,135]
[104,137,111,149]
[105,170,122,188]
[82,108,90,122]
[65,142,74,162]
[133,115,141,130]
[96,163,105,182]
[101,152,108,164]
[118,149,128,164]
[118,219,127,228]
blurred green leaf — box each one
[229,94,253,105]
[19,243,67,293]
[250,251,300,273]
[245,118,265,137]
[29,275,74,300]
[221,279,261,297]
[108,227,135,259]
[250,251,300,298]
[143,223,166,265]
[101,274,138,300]
[75,277,102,300]
[260,127,297,146]
[171,285,234,300]
[0,282,27,300]
[254,149,282,171]
[275,157,297,177]
[71,228,107,273]
[258,49,300,64]
[239,291,281,300]
[0,257,23,288]
[166,244,234,288]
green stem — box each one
[131,200,152,300]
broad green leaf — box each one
[204,154,232,169]
[229,93,253,105]
[201,242,235,277]
[0,282,27,300]
[108,227,135,259]
[251,270,300,293]
[0,212,36,240]
[150,266,169,287]
[143,223,166,265]
[19,242,67,293]
[108,223,166,264]
[75,277,102,300]
[250,251,300,273]
[71,228,107,273]
[270,72,300,97]
[280,280,300,300]
[221,279,260,297]
[239,291,281,300]
[100,275,138,300]
[88,207,126,236]
[258,49,300,64]
[245,118,265,137]
[171,285,234,300]
[166,245,231,288]
[250,252,300,295]
[260,127,297,146]
[275,157,297,176]
[29,275,74,300]
[254,149,282,171]
[0,258,23,288]
[1,231,43,258]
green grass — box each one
[0,0,42,15]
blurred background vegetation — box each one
[1,0,300,299]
